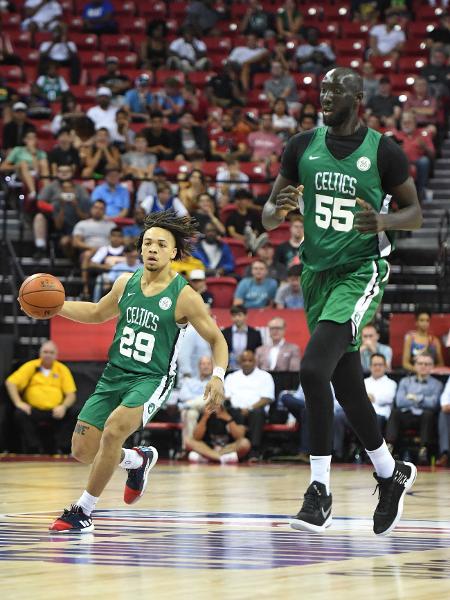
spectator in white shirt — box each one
[228,33,270,91]
[86,87,118,137]
[364,353,397,435]
[436,376,450,467]
[23,0,62,33]
[369,8,406,59]
[167,25,210,73]
[224,349,275,460]
[38,23,80,84]
[177,315,213,381]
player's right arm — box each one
[58,274,132,324]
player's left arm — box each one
[176,287,229,411]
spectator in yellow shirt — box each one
[6,341,77,454]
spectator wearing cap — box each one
[22,0,62,35]
[247,113,283,162]
[192,223,235,278]
[38,23,80,85]
[369,7,405,60]
[245,239,288,282]
[188,269,214,306]
[47,127,80,176]
[82,0,118,34]
[124,74,155,122]
[365,77,402,125]
[167,25,210,74]
[155,78,185,123]
[172,111,210,161]
[141,182,188,217]
[141,111,173,160]
[2,102,36,151]
[275,264,304,309]
[96,56,131,97]
[233,259,278,309]
[86,87,118,136]
[90,167,130,218]
[81,127,121,179]
[222,306,263,371]
[255,317,301,372]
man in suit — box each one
[255,317,301,372]
[222,305,262,371]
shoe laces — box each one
[302,489,321,512]
[64,504,84,516]
[372,477,394,512]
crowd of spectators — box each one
[1,1,450,462]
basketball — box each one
[18,273,65,320]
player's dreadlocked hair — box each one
[136,210,199,260]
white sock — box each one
[77,490,99,516]
[310,455,331,494]
[366,440,396,479]
[35,238,46,248]
[118,448,143,470]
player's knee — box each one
[237,438,251,457]
[71,439,95,464]
[299,357,321,388]
[102,422,129,445]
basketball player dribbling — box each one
[263,68,423,536]
[48,211,228,533]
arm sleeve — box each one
[234,279,248,301]
[280,131,314,182]
[6,362,37,392]
[60,364,77,394]
[261,372,275,402]
[220,245,235,273]
[395,378,410,409]
[378,135,411,193]
[423,380,443,410]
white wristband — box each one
[212,367,225,382]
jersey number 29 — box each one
[315,194,356,232]
[119,326,155,363]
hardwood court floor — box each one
[0,460,449,600]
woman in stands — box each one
[402,308,445,371]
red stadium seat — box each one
[100,34,132,52]
[167,1,187,18]
[0,65,23,82]
[253,73,271,89]
[370,57,395,74]
[221,238,248,261]
[204,37,232,54]
[322,5,351,22]
[16,48,40,66]
[340,22,371,38]
[185,71,216,89]
[118,17,146,33]
[111,0,136,16]
[390,74,417,92]
[34,32,53,47]
[66,16,84,31]
[70,84,97,102]
[206,277,237,308]
[69,33,98,50]
[230,4,249,18]
[155,70,185,86]
[139,1,166,18]
[291,73,317,89]
[13,32,33,49]
[234,256,253,278]
[403,40,428,56]
[1,13,21,30]
[415,5,446,21]
[336,56,363,70]
[159,160,190,177]
[106,51,138,67]
[246,90,270,109]
[79,51,106,67]
[333,39,366,57]
[314,22,341,39]
[398,57,427,73]
[408,22,438,39]
[267,222,290,246]
[201,162,225,178]
[239,162,267,182]
[220,205,237,223]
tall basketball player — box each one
[48,211,228,533]
[262,68,422,536]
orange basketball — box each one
[19,273,65,320]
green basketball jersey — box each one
[108,269,188,377]
[298,126,393,272]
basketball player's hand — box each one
[204,377,225,412]
[275,185,304,215]
[353,197,386,233]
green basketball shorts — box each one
[301,258,390,352]
[77,363,175,431]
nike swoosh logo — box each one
[309,156,320,160]
[128,292,135,296]
[321,506,331,519]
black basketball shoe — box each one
[290,481,332,533]
[124,446,158,505]
[49,505,94,534]
[372,460,417,536]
